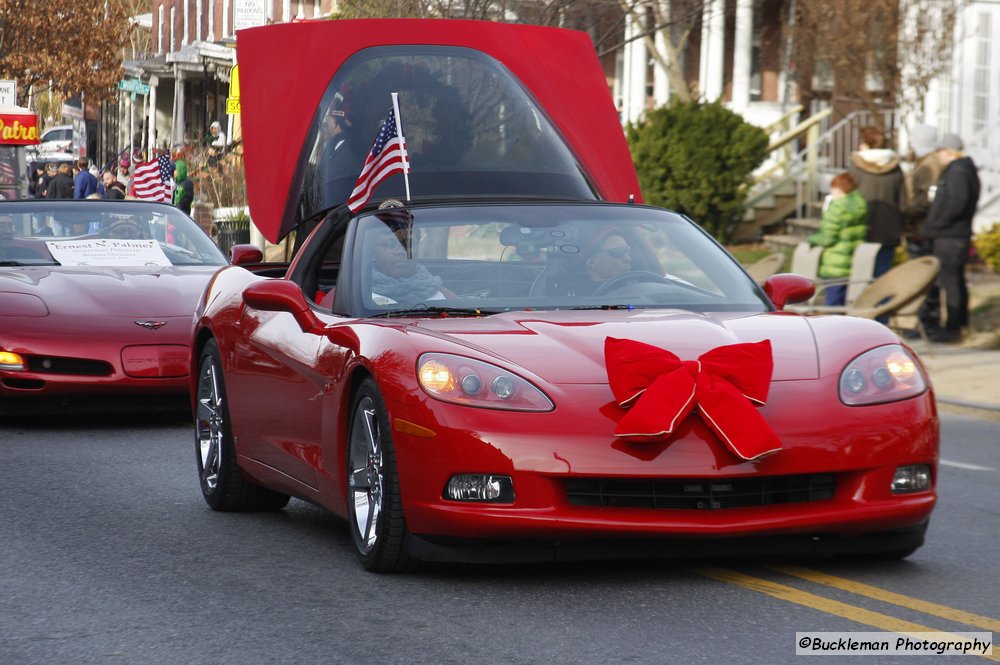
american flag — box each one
[132,154,174,203]
[0,159,15,185]
[346,104,409,213]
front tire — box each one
[347,377,415,572]
[195,339,290,511]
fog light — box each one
[445,474,515,502]
[891,465,932,493]
[0,351,25,371]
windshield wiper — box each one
[371,305,501,319]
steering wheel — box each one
[101,220,145,239]
[592,270,673,296]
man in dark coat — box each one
[44,163,75,200]
[921,133,981,343]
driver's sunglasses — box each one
[601,246,630,260]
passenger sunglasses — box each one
[600,246,630,260]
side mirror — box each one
[764,273,816,310]
[230,244,264,266]
[242,280,358,350]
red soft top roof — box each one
[237,19,641,243]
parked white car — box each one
[26,125,74,161]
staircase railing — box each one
[744,107,832,216]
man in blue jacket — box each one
[921,134,981,343]
[73,158,98,199]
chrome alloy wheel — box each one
[348,396,384,554]
[196,357,224,492]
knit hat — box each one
[908,124,938,159]
[937,133,964,152]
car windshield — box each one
[298,45,595,222]
[344,203,769,317]
[0,201,227,267]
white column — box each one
[653,26,670,106]
[731,0,753,112]
[173,69,186,146]
[147,76,159,155]
[704,0,725,101]
[622,10,648,124]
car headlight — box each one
[417,353,554,411]
[839,344,927,406]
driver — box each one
[576,229,632,295]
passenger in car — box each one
[369,226,447,305]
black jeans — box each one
[931,236,971,332]
[908,237,941,332]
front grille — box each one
[565,473,836,510]
[25,356,114,377]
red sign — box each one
[0,112,40,145]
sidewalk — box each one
[913,267,1000,417]
[915,342,1000,416]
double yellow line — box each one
[693,564,1000,662]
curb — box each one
[935,397,1000,420]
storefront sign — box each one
[0,112,40,145]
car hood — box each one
[405,310,819,383]
[236,19,640,242]
[0,266,219,317]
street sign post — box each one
[118,79,150,96]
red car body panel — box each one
[236,19,641,242]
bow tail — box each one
[696,374,781,461]
[614,370,696,440]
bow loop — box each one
[604,337,780,461]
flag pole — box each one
[390,92,410,202]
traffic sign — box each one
[118,79,150,96]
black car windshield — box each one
[0,201,227,267]
[298,45,595,222]
[348,203,769,317]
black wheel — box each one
[194,339,290,511]
[592,270,672,296]
[347,377,415,572]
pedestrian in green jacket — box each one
[809,171,869,305]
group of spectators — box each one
[28,158,127,203]
[809,125,980,344]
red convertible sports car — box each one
[1,199,227,413]
[192,19,938,572]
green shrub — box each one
[975,223,1000,273]
[627,100,769,243]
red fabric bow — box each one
[604,337,780,461]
